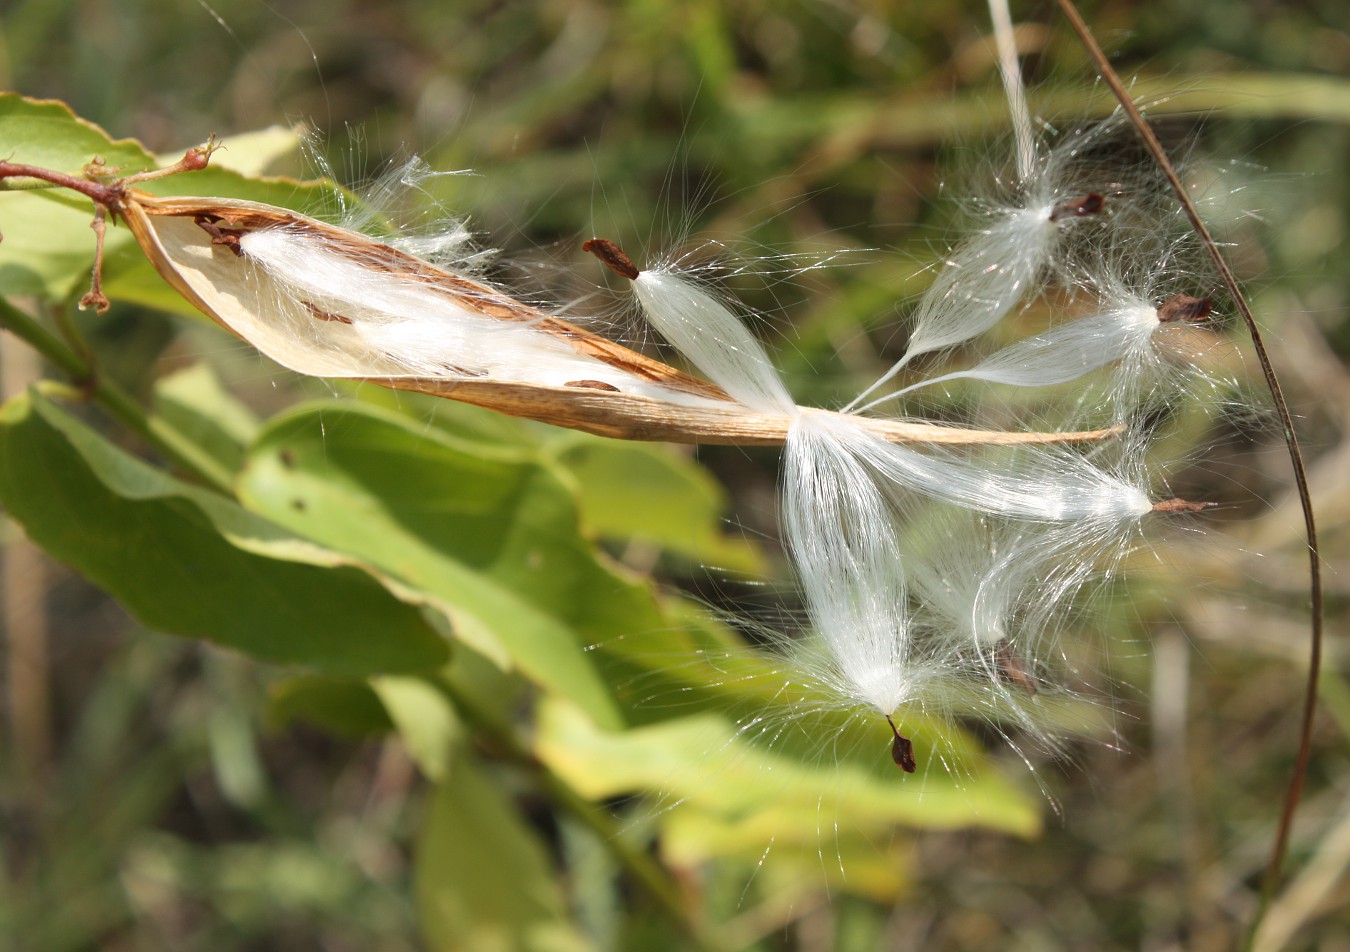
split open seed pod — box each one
[115,189,1116,447]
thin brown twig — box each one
[1053,0,1323,935]
[0,161,122,207]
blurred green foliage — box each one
[1,1,1348,951]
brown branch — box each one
[0,161,123,208]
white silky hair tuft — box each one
[633,268,797,415]
[620,254,1153,728]
[606,155,1186,754]
[782,412,916,715]
[314,145,489,271]
[859,297,1161,411]
[810,417,1154,525]
[845,205,1061,412]
[236,226,728,406]
[844,108,1173,415]
[229,100,1232,772]
[606,112,1226,765]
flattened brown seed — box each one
[1157,293,1213,323]
[1049,191,1106,222]
[1153,497,1218,513]
[300,301,354,325]
[995,639,1038,694]
[885,714,917,773]
[582,238,640,280]
[564,380,622,392]
[194,215,246,256]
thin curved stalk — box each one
[0,298,234,494]
[1053,0,1324,941]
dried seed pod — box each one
[112,190,1116,449]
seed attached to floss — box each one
[582,237,641,281]
[2,143,1131,449]
[995,639,1038,694]
[194,214,246,256]
[564,379,622,391]
[300,301,354,325]
[885,715,917,773]
[1156,292,1214,324]
[1152,497,1219,514]
[1049,191,1106,222]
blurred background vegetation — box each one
[1,0,1348,949]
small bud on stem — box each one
[125,135,222,184]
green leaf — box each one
[537,697,1038,833]
[0,94,153,300]
[0,187,117,300]
[548,435,763,574]
[0,391,450,675]
[371,677,463,783]
[207,705,268,809]
[0,93,332,307]
[0,93,157,176]
[153,362,260,474]
[534,696,1040,901]
[265,676,395,738]
[357,386,548,447]
[415,752,594,952]
[238,401,649,729]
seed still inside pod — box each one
[114,190,1117,449]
